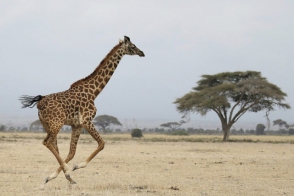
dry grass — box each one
[0,132,294,195]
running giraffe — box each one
[19,36,145,184]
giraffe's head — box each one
[120,36,145,57]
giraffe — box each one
[19,36,145,184]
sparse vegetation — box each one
[1,132,294,144]
[167,130,189,136]
[0,132,294,195]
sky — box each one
[1,1,294,127]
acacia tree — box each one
[93,115,122,133]
[30,119,43,131]
[160,122,182,130]
[174,71,290,141]
[272,119,293,130]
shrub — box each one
[169,130,189,136]
[155,128,165,133]
[0,125,6,132]
[256,124,266,135]
[131,129,143,138]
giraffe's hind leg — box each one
[72,121,105,171]
[52,135,59,154]
[43,131,77,184]
[40,106,76,184]
[45,126,82,184]
[40,118,59,155]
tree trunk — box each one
[223,129,230,141]
[222,123,232,142]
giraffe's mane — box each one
[70,42,123,89]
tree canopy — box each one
[174,71,290,141]
[30,119,43,130]
[93,115,122,133]
[273,119,294,129]
[160,122,182,130]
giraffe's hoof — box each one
[65,173,77,184]
[44,171,58,184]
[72,162,87,171]
[70,181,77,184]
[72,165,78,171]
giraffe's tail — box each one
[19,95,44,108]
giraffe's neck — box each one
[70,43,125,99]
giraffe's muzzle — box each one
[138,51,145,57]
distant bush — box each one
[256,124,266,135]
[0,125,5,132]
[81,128,88,134]
[169,130,189,136]
[154,128,165,133]
[131,129,143,138]
[21,127,28,131]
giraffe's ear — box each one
[124,36,130,42]
[119,39,123,43]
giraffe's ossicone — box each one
[19,36,144,184]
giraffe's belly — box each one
[64,112,83,126]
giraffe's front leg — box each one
[73,122,105,171]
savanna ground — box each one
[0,132,294,196]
